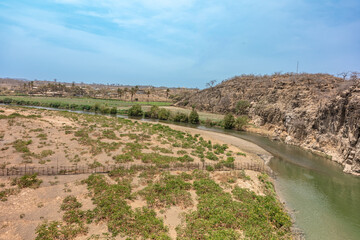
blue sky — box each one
[0,0,359,88]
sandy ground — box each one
[163,123,271,157]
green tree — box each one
[223,113,235,129]
[128,104,143,117]
[94,103,100,113]
[158,108,170,120]
[148,105,160,118]
[189,108,199,124]
[236,100,250,115]
[110,107,117,115]
[234,116,248,131]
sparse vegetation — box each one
[0,105,291,239]
[12,174,43,189]
[139,172,192,208]
[177,171,291,239]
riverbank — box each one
[245,123,360,176]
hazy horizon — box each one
[1,0,359,88]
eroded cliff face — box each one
[176,74,360,175]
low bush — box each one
[139,173,192,208]
[177,154,194,162]
[206,151,219,161]
[128,104,143,117]
[12,174,42,189]
[223,113,235,129]
[147,105,160,118]
[158,108,170,120]
[109,107,117,115]
[234,116,249,131]
[172,112,188,123]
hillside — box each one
[176,73,360,175]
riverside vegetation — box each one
[0,96,249,131]
[0,105,291,239]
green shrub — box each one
[223,113,235,129]
[151,146,173,154]
[128,104,143,117]
[172,112,188,122]
[206,165,214,171]
[236,100,250,115]
[112,153,133,163]
[40,149,54,158]
[234,116,249,131]
[139,173,192,208]
[148,105,160,118]
[12,140,32,153]
[188,109,199,124]
[206,151,218,161]
[61,195,82,211]
[12,174,42,189]
[0,188,19,201]
[178,154,194,162]
[177,150,187,155]
[158,108,170,120]
[102,130,118,139]
[141,153,177,165]
[110,107,117,115]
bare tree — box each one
[338,72,349,81]
[206,80,217,89]
[350,72,359,81]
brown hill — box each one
[176,73,360,175]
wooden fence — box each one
[0,162,272,177]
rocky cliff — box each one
[176,74,360,175]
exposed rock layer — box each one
[176,74,360,175]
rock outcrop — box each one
[176,74,360,175]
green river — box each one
[200,127,360,240]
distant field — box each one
[0,96,172,107]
